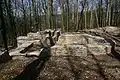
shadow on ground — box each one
[103,37,120,62]
[66,57,82,80]
[0,51,12,64]
[91,54,108,80]
[110,49,120,61]
[12,47,51,80]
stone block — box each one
[103,26,120,36]
[56,35,66,45]
[27,32,41,40]
[51,44,87,57]
[17,36,29,46]
[10,41,33,56]
[26,50,41,57]
[17,36,28,40]
[105,44,112,54]
[82,34,107,45]
[87,36,106,44]
[87,44,111,55]
[17,40,25,46]
[66,45,87,57]
[56,34,87,45]
[51,45,67,56]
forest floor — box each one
[0,53,120,80]
[1,27,120,80]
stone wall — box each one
[51,33,112,57]
[10,29,61,57]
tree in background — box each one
[47,0,53,29]
[0,0,120,49]
[0,0,9,51]
[21,0,27,35]
[4,0,17,48]
[0,0,12,60]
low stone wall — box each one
[51,33,112,57]
[10,29,61,57]
[51,45,87,57]
[12,29,112,57]
[85,26,120,36]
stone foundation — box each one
[51,33,112,56]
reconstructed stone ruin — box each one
[51,33,112,57]
[9,27,113,58]
[9,29,61,57]
[9,31,42,56]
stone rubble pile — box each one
[51,33,112,57]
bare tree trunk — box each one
[0,0,9,51]
[4,0,17,48]
[77,0,86,31]
[100,0,103,27]
[108,0,111,26]
[98,0,103,27]
[84,6,87,29]
[41,0,47,29]
[75,0,79,31]
[106,0,111,26]
[21,0,27,35]
[48,0,53,29]
[28,0,32,32]
[38,2,42,31]
[66,0,69,32]
[32,0,38,31]
[60,0,65,32]
[90,0,94,29]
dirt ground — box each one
[1,30,120,80]
[0,53,120,80]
